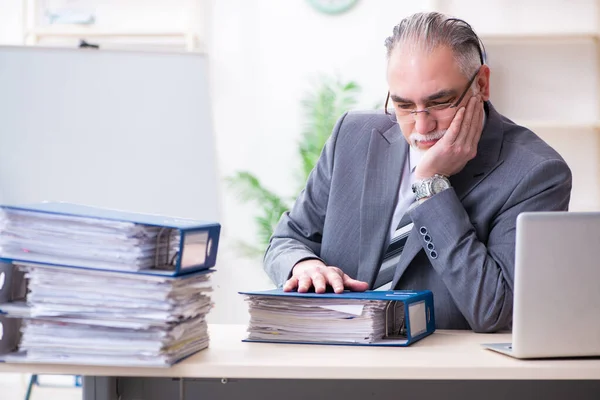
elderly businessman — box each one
[263,12,572,332]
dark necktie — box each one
[373,212,414,290]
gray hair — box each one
[384,12,483,78]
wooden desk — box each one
[1,324,599,399]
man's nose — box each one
[413,112,436,135]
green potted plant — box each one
[226,75,361,258]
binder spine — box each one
[174,225,221,274]
[201,224,221,269]
[404,291,435,343]
[425,292,435,333]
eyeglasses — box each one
[384,67,480,123]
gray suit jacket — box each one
[263,102,572,332]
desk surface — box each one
[0,324,599,380]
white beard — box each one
[408,130,447,149]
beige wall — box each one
[0,0,598,323]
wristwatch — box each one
[412,174,451,201]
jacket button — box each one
[430,250,438,259]
[424,234,432,242]
[419,227,427,235]
[427,242,435,251]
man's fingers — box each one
[467,96,484,148]
[455,95,477,146]
[288,266,368,294]
[324,269,345,293]
[311,271,327,294]
[297,273,313,293]
[283,276,298,292]
[342,274,370,292]
[443,106,465,144]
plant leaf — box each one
[297,74,361,190]
[225,171,289,250]
[225,74,364,258]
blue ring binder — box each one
[0,202,221,276]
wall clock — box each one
[306,0,359,15]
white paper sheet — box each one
[0,263,212,366]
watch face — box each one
[432,177,450,193]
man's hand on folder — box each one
[283,260,369,294]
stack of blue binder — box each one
[0,202,221,367]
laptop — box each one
[482,211,600,359]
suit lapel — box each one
[356,123,407,287]
[390,101,506,288]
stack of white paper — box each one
[1,263,213,367]
[0,208,181,272]
[243,296,390,344]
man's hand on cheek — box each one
[415,94,484,180]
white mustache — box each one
[408,130,447,147]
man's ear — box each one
[477,65,491,101]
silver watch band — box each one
[412,174,451,201]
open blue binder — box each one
[240,289,436,347]
[0,202,221,276]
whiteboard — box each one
[0,46,220,222]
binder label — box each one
[408,300,427,337]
